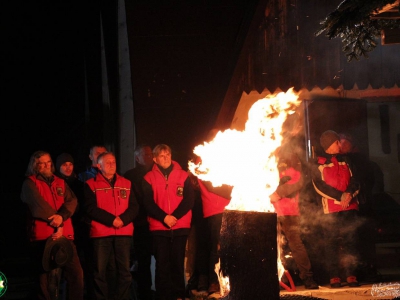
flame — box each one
[277,258,285,281]
[188,87,302,212]
[189,88,302,293]
[215,259,230,297]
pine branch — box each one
[315,0,400,62]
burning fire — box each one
[189,87,302,212]
[189,88,302,295]
[215,259,230,297]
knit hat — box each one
[319,130,340,151]
[56,153,74,170]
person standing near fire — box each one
[311,130,361,288]
[269,143,319,290]
[123,144,155,300]
[84,151,139,300]
[54,153,92,297]
[21,150,84,300]
[142,144,195,300]
[186,129,232,296]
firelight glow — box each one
[189,87,302,212]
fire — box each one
[189,87,302,212]
[215,259,230,297]
[189,88,302,296]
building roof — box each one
[215,0,400,129]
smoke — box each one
[297,178,368,280]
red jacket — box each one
[198,180,230,218]
[144,161,192,231]
[86,173,135,237]
[312,155,359,214]
[272,167,301,216]
[27,175,75,241]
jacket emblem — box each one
[120,189,127,199]
[176,186,183,197]
[56,187,64,196]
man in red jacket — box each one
[84,151,139,300]
[269,145,318,290]
[21,150,84,300]
[187,155,231,296]
[312,130,361,288]
[143,144,195,300]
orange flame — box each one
[189,88,302,294]
[189,87,302,212]
[215,259,230,297]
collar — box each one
[156,163,173,177]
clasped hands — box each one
[113,216,124,229]
[48,214,64,240]
[48,214,63,228]
[51,226,63,240]
[164,215,177,228]
[340,192,352,209]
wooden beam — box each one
[381,28,400,45]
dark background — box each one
[2,0,258,193]
[1,0,259,264]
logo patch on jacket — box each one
[120,189,127,199]
[176,186,183,197]
[56,187,64,196]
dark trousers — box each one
[356,213,378,280]
[91,236,132,300]
[133,225,153,299]
[278,215,313,280]
[322,210,359,278]
[30,239,84,300]
[195,213,223,285]
[74,223,95,299]
[153,234,188,300]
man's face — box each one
[339,138,353,154]
[154,149,172,169]
[326,140,341,154]
[37,154,53,177]
[60,162,74,177]
[98,153,117,178]
[136,147,153,167]
[90,146,107,166]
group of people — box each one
[21,146,137,300]
[21,143,200,300]
[20,128,380,300]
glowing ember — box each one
[215,259,230,297]
[189,88,302,212]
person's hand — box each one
[164,215,177,228]
[51,227,63,240]
[113,216,124,229]
[340,192,352,209]
[269,192,281,203]
[48,214,63,228]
